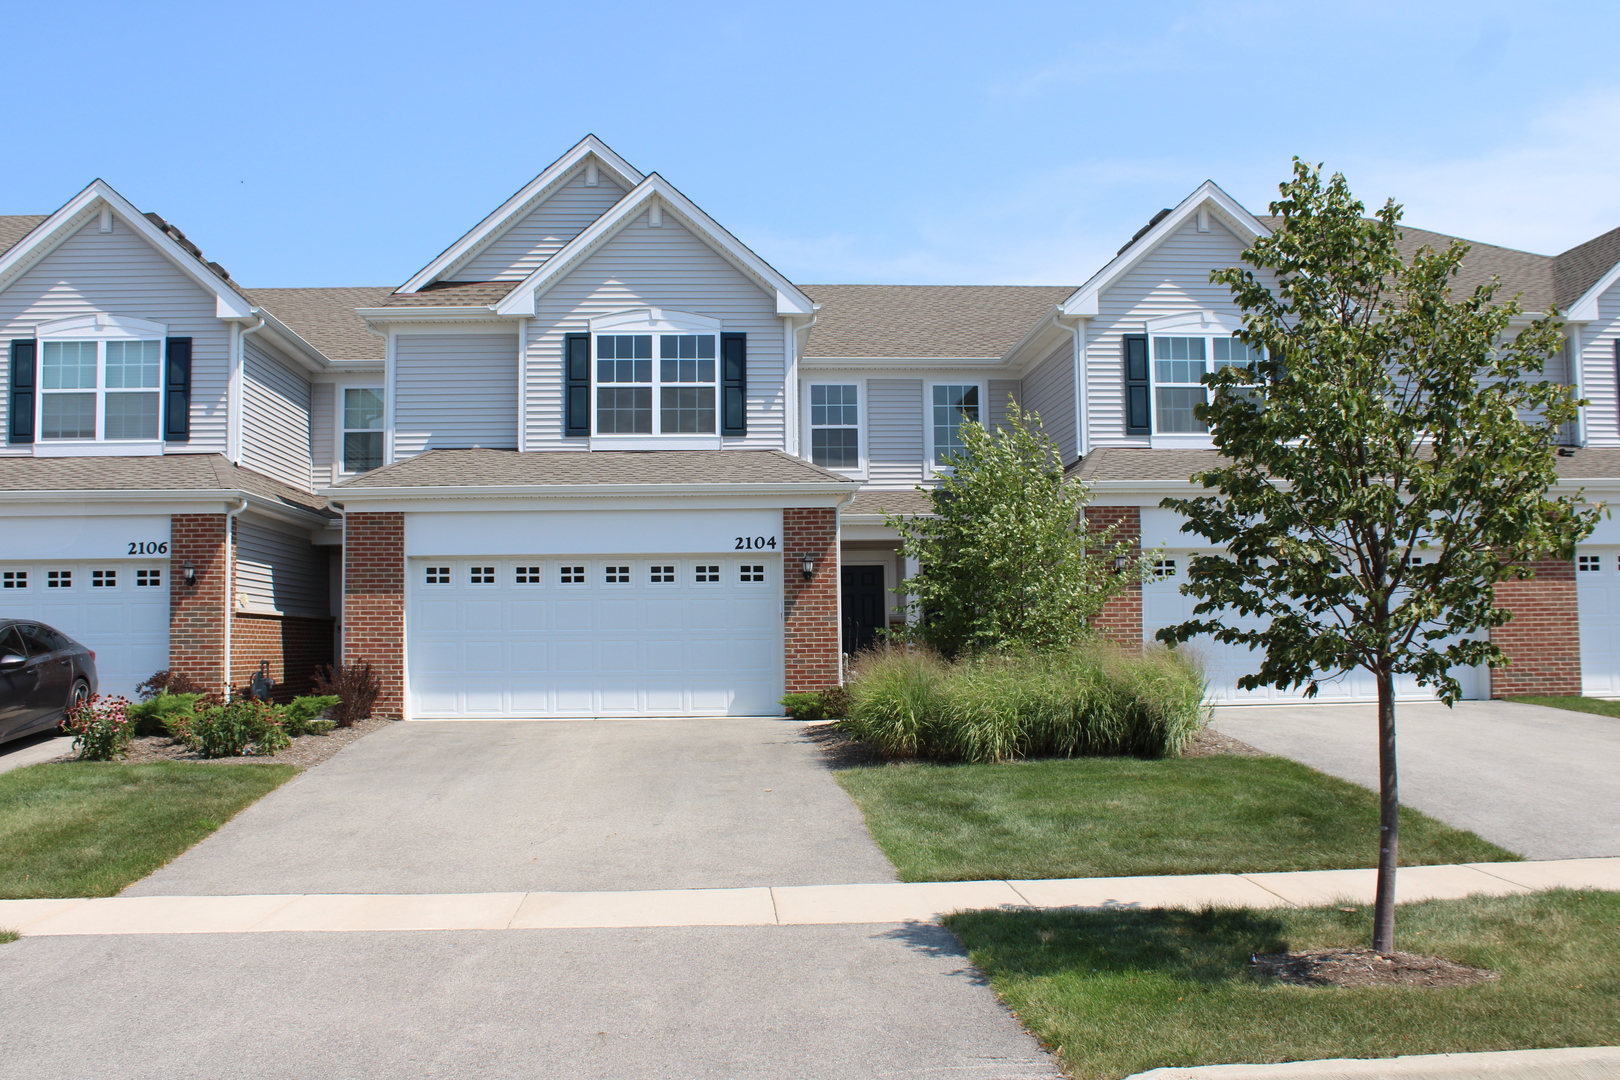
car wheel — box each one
[67,679,91,712]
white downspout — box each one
[1568,328,1587,447]
[222,497,248,696]
[1049,308,1085,463]
[229,315,266,465]
[788,308,819,457]
[517,317,529,453]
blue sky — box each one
[8,0,1620,288]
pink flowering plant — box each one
[61,695,137,761]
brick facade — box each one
[1490,557,1582,697]
[1087,506,1143,648]
[783,507,841,692]
[342,512,406,719]
[169,514,230,693]
[230,613,336,702]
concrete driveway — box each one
[1213,699,1620,860]
[126,718,898,896]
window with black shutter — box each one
[721,332,746,437]
[1124,334,1150,435]
[164,337,191,442]
[564,333,590,437]
[8,339,36,444]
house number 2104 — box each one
[734,535,778,550]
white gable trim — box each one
[1061,181,1268,318]
[1567,259,1620,322]
[35,313,169,339]
[396,136,644,294]
[493,174,815,317]
[589,307,722,333]
[0,179,253,319]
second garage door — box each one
[406,555,782,718]
[0,560,169,699]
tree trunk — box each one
[1373,665,1399,953]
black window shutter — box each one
[8,339,36,444]
[1124,334,1151,436]
[564,333,590,437]
[164,337,192,442]
[721,332,746,437]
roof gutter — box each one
[320,480,862,501]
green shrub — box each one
[279,695,340,737]
[838,644,1206,763]
[125,692,204,737]
[780,692,828,720]
[820,685,853,720]
[61,696,137,761]
[304,719,336,736]
[184,700,291,758]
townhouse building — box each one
[4,136,1619,719]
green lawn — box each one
[1508,695,1620,719]
[946,890,1620,1079]
[835,755,1516,881]
[0,761,297,898]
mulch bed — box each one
[51,714,394,770]
[805,722,1267,766]
[1180,726,1268,758]
[1252,947,1499,988]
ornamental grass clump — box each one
[61,696,137,761]
[839,644,1205,763]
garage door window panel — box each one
[3,571,26,589]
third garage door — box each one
[406,555,782,718]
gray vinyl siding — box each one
[1576,284,1620,445]
[235,516,329,618]
[1021,341,1075,460]
[524,211,786,451]
[394,333,520,456]
[241,338,312,490]
[310,382,335,487]
[1084,216,1269,447]
[0,213,230,454]
[456,171,627,282]
[987,379,1021,432]
[866,379,926,487]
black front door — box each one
[841,565,886,656]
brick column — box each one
[169,514,229,693]
[344,512,406,720]
[1087,506,1143,648]
[783,507,840,694]
[1490,557,1581,697]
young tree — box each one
[890,404,1139,658]
[1160,161,1601,952]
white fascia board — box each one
[494,174,816,317]
[1567,260,1620,322]
[396,136,645,294]
[1062,181,1269,318]
[0,488,330,525]
[1000,307,1088,373]
[0,180,253,318]
[250,309,332,372]
[323,481,859,506]
[800,356,1008,369]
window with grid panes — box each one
[605,565,630,584]
[695,564,720,583]
[931,385,979,463]
[515,566,542,584]
[560,566,585,584]
[2,571,26,589]
[740,564,765,583]
[809,384,859,469]
[1153,335,1264,434]
[136,569,161,587]
[595,333,718,435]
[344,388,384,472]
[92,570,116,587]
[47,571,71,588]
[39,339,163,441]
[650,565,675,583]
[425,566,450,584]
[1579,554,1602,572]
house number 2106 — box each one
[734,536,778,550]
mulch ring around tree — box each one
[1252,947,1499,988]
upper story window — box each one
[41,338,162,441]
[809,384,859,470]
[931,384,980,463]
[594,333,717,435]
[344,388,384,472]
[1152,334,1263,434]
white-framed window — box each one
[695,564,720,583]
[595,333,718,435]
[650,564,676,584]
[604,564,631,584]
[515,566,543,584]
[343,388,384,473]
[1152,334,1263,435]
[469,566,496,585]
[739,564,765,583]
[39,338,163,442]
[808,384,861,471]
[1579,554,1602,572]
[136,569,162,587]
[929,382,982,465]
[91,569,117,588]
[1153,559,1177,578]
[425,566,451,585]
[559,565,586,585]
[3,571,28,589]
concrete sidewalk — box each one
[1131,1046,1620,1079]
[9,857,1617,937]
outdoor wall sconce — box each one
[183,562,197,588]
[801,555,816,580]
[1113,555,1128,571]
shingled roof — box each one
[1554,225,1620,310]
[800,284,1074,359]
[0,454,330,515]
[382,280,519,306]
[247,287,393,361]
[0,215,47,257]
[333,448,854,489]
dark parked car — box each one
[0,620,98,746]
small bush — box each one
[134,670,210,701]
[61,696,137,761]
[125,692,204,737]
[304,719,336,736]
[820,685,853,720]
[780,692,829,720]
[184,700,290,758]
[279,695,340,737]
[310,663,380,728]
[838,644,1206,763]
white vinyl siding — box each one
[866,378,926,487]
[1084,216,1270,448]
[310,382,335,487]
[987,378,1021,433]
[0,215,229,455]
[394,333,520,457]
[241,338,312,490]
[524,212,785,451]
[1577,282,1620,446]
[456,170,627,282]
[235,516,330,617]
[1021,340,1076,458]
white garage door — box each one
[406,555,782,718]
[1142,553,1482,704]
[1577,546,1620,696]
[0,560,169,699]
